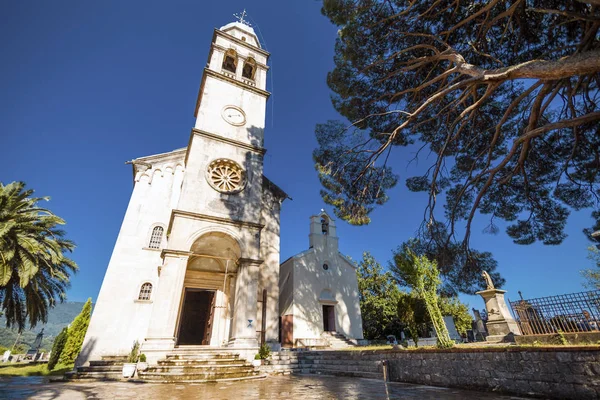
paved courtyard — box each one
[0,374,529,399]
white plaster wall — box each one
[79,154,185,365]
[290,252,363,340]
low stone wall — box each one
[515,332,600,346]
[293,347,600,399]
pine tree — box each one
[47,327,69,371]
[59,298,92,365]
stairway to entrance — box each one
[138,348,265,383]
[64,356,126,380]
[321,332,357,349]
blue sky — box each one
[1,1,595,311]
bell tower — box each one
[193,17,269,148]
[175,16,271,218]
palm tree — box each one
[0,181,78,331]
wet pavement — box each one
[0,374,529,399]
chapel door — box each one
[323,305,336,332]
[281,315,293,348]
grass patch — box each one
[0,363,73,376]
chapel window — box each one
[222,49,238,74]
[321,217,329,235]
[242,58,256,80]
[149,226,164,249]
[138,283,153,301]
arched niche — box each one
[187,231,241,273]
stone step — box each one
[158,359,246,366]
[166,353,240,360]
[266,359,299,365]
[147,365,255,374]
[138,369,261,382]
[139,373,267,384]
[77,365,123,373]
[64,371,123,380]
[304,369,383,380]
[101,355,127,362]
[90,360,124,367]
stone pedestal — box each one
[476,289,521,342]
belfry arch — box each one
[176,232,242,346]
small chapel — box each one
[79,17,362,368]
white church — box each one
[79,17,363,366]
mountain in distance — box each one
[0,301,93,352]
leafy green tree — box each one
[314,1,600,292]
[398,235,502,295]
[357,252,403,339]
[0,181,78,331]
[397,292,427,345]
[59,298,91,365]
[581,213,600,289]
[391,248,453,348]
[581,246,600,289]
[47,327,69,370]
[438,296,472,336]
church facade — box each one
[79,20,288,365]
[279,212,363,347]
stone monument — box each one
[476,271,521,342]
[443,315,462,341]
[472,308,487,341]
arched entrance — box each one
[176,232,241,346]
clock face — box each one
[221,106,246,126]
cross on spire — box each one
[233,9,251,26]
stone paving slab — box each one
[0,374,531,399]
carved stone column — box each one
[228,258,261,348]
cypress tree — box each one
[47,327,69,370]
[59,298,92,365]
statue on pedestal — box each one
[482,271,495,290]
[476,272,521,342]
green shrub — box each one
[48,327,69,370]
[59,298,92,365]
[139,353,146,363]
[258,343,271,360]
[127,341,140,363]
[254,353,261,360]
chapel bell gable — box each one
[309,210,339,251]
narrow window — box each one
[222,49,237,73]
[138,283,152,300]
[321,217,329,235]
[149,226,163,249]
[242,58,256,80]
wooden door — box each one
[202,291,216,345]
[323,305,335,332]
[281,315,293,347]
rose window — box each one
[206,159,245,193]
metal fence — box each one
[509,290,600,335]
